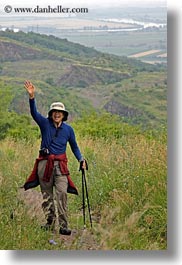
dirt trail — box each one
[18,188,99,250]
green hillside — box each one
[0,30,167,250]
[0,30,166,128]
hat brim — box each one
[48,109,69,121]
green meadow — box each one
[0,114,167,250]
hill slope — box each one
[0,30,167,128]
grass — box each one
[0,31,167,131]
[0,126,167,250]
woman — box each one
[23,80,87,235]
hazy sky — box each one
[0,0,166,8]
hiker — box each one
[23,80,87,236]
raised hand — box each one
[24,80,35,99]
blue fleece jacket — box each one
[29,98,83,161]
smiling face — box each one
[51,110,65,127]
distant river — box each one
[78,18,166,33]
[100,18,166,30]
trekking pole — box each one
[80,160,92,229]
[82,169,93,228]
[82,168,86,229]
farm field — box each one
[0,17,135,30]
[128,50,161,58]
[0,5,167,64]
[57,29,167,64]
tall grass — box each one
[0,131,167,250]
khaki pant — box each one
[38,160,68,229]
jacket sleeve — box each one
[29,98,47,126]
[68,127,83,162]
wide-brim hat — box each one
[48,102,69,121]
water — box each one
[100,18,166,30]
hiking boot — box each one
[59,227,71,236]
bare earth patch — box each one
[128,49,161,58]
[18,188,99,250]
